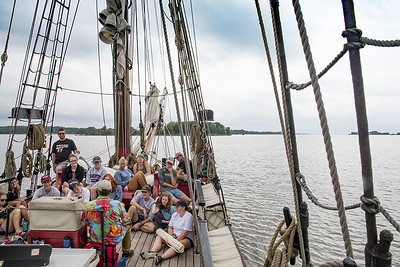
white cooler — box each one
[29,197,85,231]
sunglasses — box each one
[0,199,6,202]
[58,133,66,135]
[70,160,78,163]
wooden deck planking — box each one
[123,230,200,267]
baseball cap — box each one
[97,180,111,191]
[141,185,151,192]
[174,152,183,158]
[93,156,101,163]
[175,199,187,208]
[41,175,51,183]
[166,157,174,164]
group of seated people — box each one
[1,151,194,264]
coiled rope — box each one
[21,148,33,177]
[207,151,216,179]
[34,152,47,173]
[108,153,118,168]
[125,153,137,170]
[4,150,17,178]
[264,217,299,267]
[27,124,45,150]
[292,0,353,258]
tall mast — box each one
[99,0,132,158]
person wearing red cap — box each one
[32,175,60,199]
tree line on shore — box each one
[0,123,284,136]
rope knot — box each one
[360,195,380,215]
[342,28,362,38]
[344,42,365,50]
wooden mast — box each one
[113,0,131,158]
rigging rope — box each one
[263,1,307,265]
[296,173,360,210]
[34,151,47,173]
[291,0,353,258]
[360,36,400,47]
[0,0,17,87]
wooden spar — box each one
[113,0,131,158]
[340,0,378,265]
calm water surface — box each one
[1,134,399,266]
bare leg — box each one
[150,236,164,252]
[127,206,138,224]
[17,205,29,221]
[9,209,22,233]
[161,238,191,260]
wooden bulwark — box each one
[117,230,201,267]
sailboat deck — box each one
[117,230,200,267]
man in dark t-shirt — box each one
[51,128,80,174]
[174,152,193,182]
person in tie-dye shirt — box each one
[82,180,133,258]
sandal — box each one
[16,231,25,236]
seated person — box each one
[86,156,107,201]
[158,158,191,205]
[82,180,133,259]
[102,174,123,202]
[140,199,194,265]
[127,185,155,233]
[61,154,86,196]
[0,193,25,235]
[174,152,194,182]
[32,175,60,199]
[7,178,27,208]
[6,178,29,221]
[66,179,90,202]
[151,193,176,231]
[127,154,150,191]
[115,157,142,191]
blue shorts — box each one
[164,188,184,199]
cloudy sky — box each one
[0,0,399,134]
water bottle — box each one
[63,236,71,248]
[32,236,40,244]
[23,219,29,232]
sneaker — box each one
[140,251,157,259]
[154,255,163,265]
[122,250,134,259]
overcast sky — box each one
[0,0,399,134]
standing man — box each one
[51,128,80,175]
[86,156,107,200]
[158,158,191,205]
[174,152,193,182]
[82,180,133,259]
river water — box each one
[1,134,399,266]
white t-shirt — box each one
[168,211,194,242]
[67,187,90,202]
